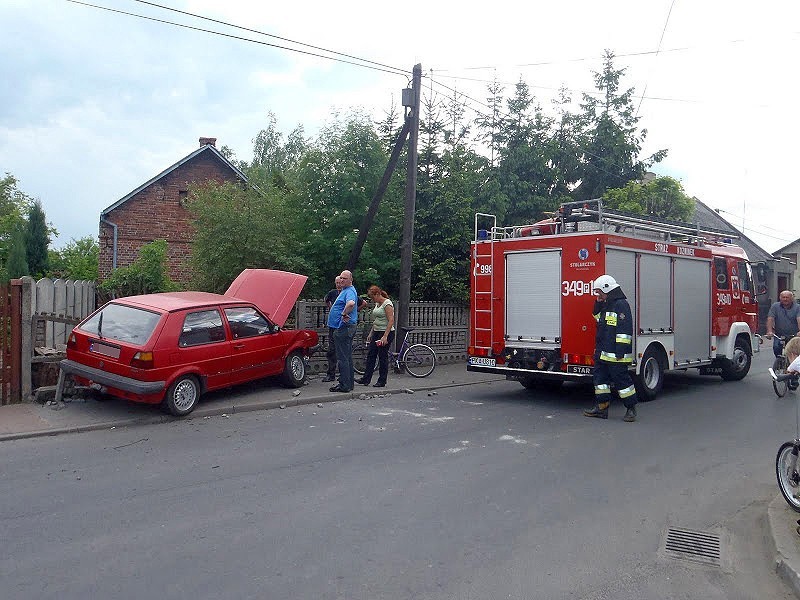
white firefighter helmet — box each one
[592,274,619,293]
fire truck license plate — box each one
[469,357,496,367]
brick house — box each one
[98,137,247,286]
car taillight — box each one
[67,333,77,349]
[130,351,154,369]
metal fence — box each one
[0,282,22,405]
[295,300,468,373]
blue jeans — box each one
[774,337,784,358]
[333,324,357,390]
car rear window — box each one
[80,303,162,345]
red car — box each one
[62,269,318,416]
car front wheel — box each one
[163,375,201,416]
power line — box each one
[129,0,408,76]
[429,70,701,105]
[634,0,676,119]
[434,32,800,73]
[714,208,796,244]
[66,0,409,77]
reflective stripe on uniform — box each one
[615,334,632,344]
[604,312,618,326]
[593,312,600,322]
[619,385,637,398]
[594,384,610,395]
[600,350,634,363]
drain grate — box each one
[662,527,722,567]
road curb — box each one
[768,494,800,598]
[0,376,504,443]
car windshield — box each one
[80,303,161,344]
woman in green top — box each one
[356,285,395,387]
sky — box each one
[1,0,798,254]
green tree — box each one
[287,110,389,297]
[412,87,486,302]
[0,173,33,270]
[187,181,305,293]
[99,239,176,299]
[499,80,561,223]
[25,200,50,277]
[6,223,29,279]
[603,175,695,221]
[48,236,99,280]
[575,50,667,201]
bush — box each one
[99,240,177,300]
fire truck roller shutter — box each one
[673,257,712,364]
[638,254,672,333]
[505,250,561,342]
[605,248,637,339]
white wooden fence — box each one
[21,277,96,400]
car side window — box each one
[224,307,275,339]
[179,310,225,347]
[714,258,729,289]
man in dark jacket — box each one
[583,274,639,422]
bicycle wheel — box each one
[777,441,800,512]
[402,344,436,378]
[352,329,368,375]
[773,355,789,398]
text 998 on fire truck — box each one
[468,199,759,401]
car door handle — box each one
[233,344,245,350]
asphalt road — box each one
[1,350,795,599]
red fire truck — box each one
[467,199,760,400]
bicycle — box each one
[770,367,800,511]
[354,326,436,378]
[770,335,795,398]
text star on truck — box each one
[467,199,760,400]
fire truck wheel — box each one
[720,337,752,381]
[520,376,562,392]
[634,347,665,402]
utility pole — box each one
[396,63,421,352]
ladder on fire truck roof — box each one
[475,199,739,246]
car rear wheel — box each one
[280,351,306,388]
[163,375,201,416]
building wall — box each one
[98,152,240,286]
[778,244,800,293]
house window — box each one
[178,190,188,207]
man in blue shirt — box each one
[766,290,800,357]
[327,270,358,392]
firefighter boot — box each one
[623,407,637,422]
[583,402,609,419]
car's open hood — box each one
[225,269,308,327]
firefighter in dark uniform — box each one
[583,274,638,422]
